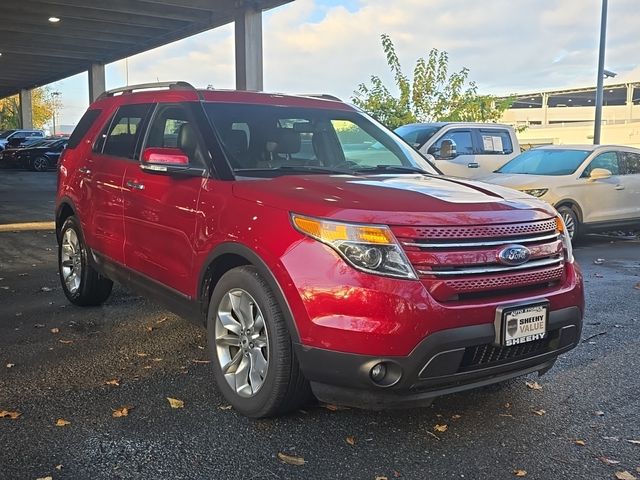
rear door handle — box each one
[467,162,479,168]
[78,166,91,175]
[126,180,145,191]
[615,184,625,190]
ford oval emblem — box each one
[497,244,531,266]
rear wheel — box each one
[207,266,311,418]
[58,216,113,306]
[557,205,581,241]
[30,156,50,172]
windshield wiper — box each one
[235,165,356,175]
[354,165,433,175]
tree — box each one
[0,87,59,131]
[352,34,512,129]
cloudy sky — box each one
[54,0,640,126]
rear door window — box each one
[619,151,640,175]
[477,129,513,155]
[98,104,152,159]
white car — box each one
[395,122,519,178]
[481,144,640,239]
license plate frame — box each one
[494,300,549,347]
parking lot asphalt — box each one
[0,171,639,480]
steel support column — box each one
[235,7,263,91]
[19,89,33,129]
[88,63,106,102]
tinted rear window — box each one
[67,109,102,149]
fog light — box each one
[370,362,387,382]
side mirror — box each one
[140,147,205,177]
[439,139,457,159]
[588,167,612,181]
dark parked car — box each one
[0,137,68,171]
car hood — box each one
[481,172,573,190]
[232,174,557,226]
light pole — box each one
[593,0,609,145]
[51,91,61,135]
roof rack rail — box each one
[299,93,342,101]
[97,81,198,100]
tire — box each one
[556,205,581,241]
[30,156,50,172]
[207,266,311,418]
[58,216,113,306]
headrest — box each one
[178,123,197,156]
[268,129,300,154]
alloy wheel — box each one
[33,157,48,171]
[215,288,269,398]
[60,228,82,294]
[561,211,576,239]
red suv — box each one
[56,82,584,417]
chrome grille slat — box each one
[403,232,560,249]
[417,256,563,277]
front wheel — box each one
[30,156,50,172]
[207,266,311,418]
[557,205,581,241]
[58,216,113,306]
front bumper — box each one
[295,306,582,409]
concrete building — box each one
[499,81,640,148]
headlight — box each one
[291,214,417,279]
[555,216,574,263]
[521,188,548,198]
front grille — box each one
[391,218,565,301]
[459,335,554,372]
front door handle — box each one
[615,184,625,190]
[78,166,91,175]
[467,162,479,168]
[126,180,145,191]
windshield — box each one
[0,130,16,139]
[497,148,590,176]
[203,103,438,177]
[394,124,443,148]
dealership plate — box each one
[495,302,548,347]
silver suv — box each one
[0,129,45,150]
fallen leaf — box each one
[153,358,163,362]
[626,439,640,445]
[55,418,71,427]
[277,452,306,466]
[59,340,73,344]
[36,476,53,480]
[634,282,640,290]
[136,352,148,357]
[321,403,350,411]
[594,258,606,265]
[532,409,546,416]
[393,470,402,478]
[156,317,168,324]
[167,397,184,409]
[433,424,448,433]
[451,414,462,420]
[218,404,232,410]
[614,472,637,480]
[574,440,586,446]
[375,476,388,480]
[41,287,52,292]
[595,410,605,416]
[55,464,63,470]
[6,363,15,368]
[514,470,527,477]
[105,379,120,386]
[526,381,543,390]
[112,406,132,418]
[192,359,211,364]
[346,435,356,446]
[599,457,621,466]
[505,402,511,408]
[50,328,59,334]
[0,410,22,419]
[145,326,154,332]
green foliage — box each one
[0,87,59,131]
[352,34,513,129]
